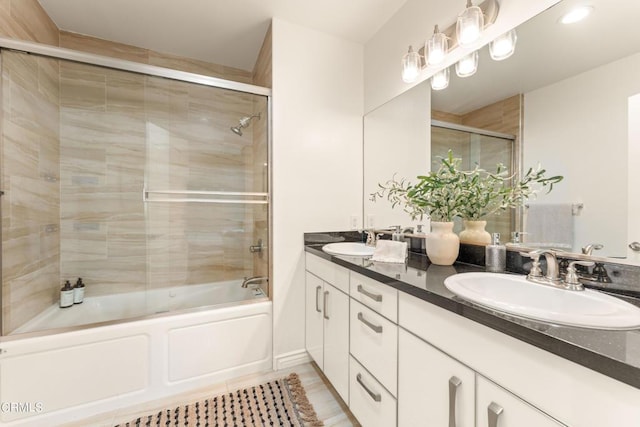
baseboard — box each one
[274,349,311,370]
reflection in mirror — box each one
[430,0,640,262]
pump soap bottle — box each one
[60,280,74,308]
[486,233,506,272]
[74,278,85,304]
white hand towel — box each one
[525,203,575,249]
[371,240,407,263]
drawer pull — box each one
[356,373,382,402]
[315,286,322,313]
[357,284,383,302]
[488,402,504,427]
[448,376,462,427]
[357,312,383,333]
[323,291,330,320]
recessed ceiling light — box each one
[559,5,594,24]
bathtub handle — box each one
[323,291,330,320]
[315,286,322,313]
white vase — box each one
[459,220,491,245]
[425,222,460,266]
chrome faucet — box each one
[242,276,268,288]
[526,249,561,285]
[581,243,603,256]
[364,230,384,247]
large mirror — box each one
[364,0,640,264]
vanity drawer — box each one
[305,253,349,294]
[350,271,398,322]
[349,356,397,427]
[350,299,398,396]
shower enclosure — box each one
[431,120,516,238]
[0,41,271,336]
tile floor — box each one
[62,362,359,426]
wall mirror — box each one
[364,0,640,265]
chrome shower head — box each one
[230,113,261,136]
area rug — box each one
[115,373,323,427]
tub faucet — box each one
[242,276,269,288]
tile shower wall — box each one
[1,52,60,334]
[59,60,264,297]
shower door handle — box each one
[249,239,263,253]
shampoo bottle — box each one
[73,278,85,304]
[60,280,74,308]
[486,233,506,272]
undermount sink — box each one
[322,242,375,257]
[444,272,640,330]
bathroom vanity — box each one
[304,237,640,427]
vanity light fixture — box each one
[559,5,593,24]
[431,67,450,90]
[426,25,448,66]
[457,0,485,46]
[489,29,517,61]
[455,51,479,77]
[402,45,421,83]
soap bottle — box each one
[73,278,85,304]
[60,280,74,308]
[485,233,506,272]
[391,225,403,242]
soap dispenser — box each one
[60,280,74,308]
[73,278,85,304]
[485,233,506,272]
[391,225,403,242]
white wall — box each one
[629,94,640,262]
[524,52,640,257]
[363,0,560,113]
[271,18,364,364]
[363,80,430,230]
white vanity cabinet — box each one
[398,329,475,427]
[304,255,350,402]
[476,376,564,427]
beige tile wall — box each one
[1,51,60,333]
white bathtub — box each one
[0,283,272,426]
[14,280,266,334]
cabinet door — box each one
[305,272,324,368]
[323,283,350,402]
[477,376,565,427]
[398,329,475,427]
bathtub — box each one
[0,281,272,426]
[14,280,267,334]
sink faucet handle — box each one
[564,260,595,290]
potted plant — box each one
[371,151,562,265]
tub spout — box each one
[242,276,269,288]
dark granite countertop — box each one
[304,233,640,391]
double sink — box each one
[321,242,640,330]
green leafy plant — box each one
[371,150,562,222]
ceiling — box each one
[38,0,408,72]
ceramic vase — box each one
[459,220,491,245]
[425,222,460,265]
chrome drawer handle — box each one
[488,402,504,427]
[356,373,381,402]
[448,376,462,427]
[315,286,322,313]
[357,284,383,302]
[357,312,383,333]
[323,291,329,320]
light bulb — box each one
[489,29,517,61]
[455,51,478,77]
[431,67,450,91]
[402,45,421,83]
[559,6,593,24]
[427,25,448,66]
[456,1,484,46]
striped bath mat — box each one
[115,373,323,427]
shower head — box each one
[230,113,261,136]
